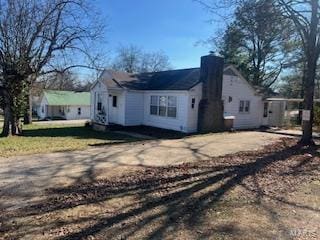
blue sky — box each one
[96,0,217,69]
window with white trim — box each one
[150,96,177,118]
[112,96,117,107]
[239,100,250,113]
[159,96,167,116]
[97,93,102,111]
[168,96,177,117]
[150,96,158,115]
[191,98,195,109]
[263,102,268,117]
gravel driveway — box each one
[0,131,283,210]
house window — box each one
[228,96,233,103]
[150,96,158,115]
[112,96,117,107]
[168,96,177,118]
[150,95,177,118]
[97,93,102,111]
[159,96,167,116]
[263,102,268,117]
[245,101,250,112]
[239,100,250,113]
[191,98,195,109]
[78,107,81,115]
[41,106,44,113]
[59,107,65,115]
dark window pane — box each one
[151,96,158,105]
[191,98,195,109]
[263,102,268,117]
[97,102,102,111]
[150,106,158,115]
[113,96,117,107]
[159,106,166,116]
[245,101,250,112]
[239,101,244,112]
[168,107,177,118]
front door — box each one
[108,95,119,124]
[268,101,285,127]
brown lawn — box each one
[1,139,319,240]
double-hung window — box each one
[150,96,159,115]
[159,96,167,116]
[97,93,102,112]
[167,96,177,118]
[239,100,250,113]
[150,95,177,118]
[263,102,268,117]
[112,96,117,107]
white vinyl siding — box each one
[143,91,189,132]
[124,91,144,126]
[222,74,263,129]
[65,105,90,120]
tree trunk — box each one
[300,59,316,145]
[1,104,11,137]
[24,92,32,125]
[11,115,22,135]
[1,88,11,137]
[300,0,319,146]
[0,88,22,137]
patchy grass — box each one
[0,123,138,157]
[1,139,319,239]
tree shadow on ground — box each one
[2,139,320,239]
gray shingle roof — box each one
[101,66,237,91]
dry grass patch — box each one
[0,124,137,157]
[1,139,319,239]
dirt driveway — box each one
[0,131,282,210]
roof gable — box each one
[98,65,259,94]
[43,90,90,106]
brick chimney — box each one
[197,55,224,132]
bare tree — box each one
[112,45,171,73]
[112,45,143,73]
[140,51,171,73]
[275,0,320,145]
[0,0,105,136]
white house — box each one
[38,90,91,120]
[90,55,269,133]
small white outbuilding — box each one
[37,90,91,120]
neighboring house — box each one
[32,96,40,116]
[90,55,269,133]
[38,90,90,120]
